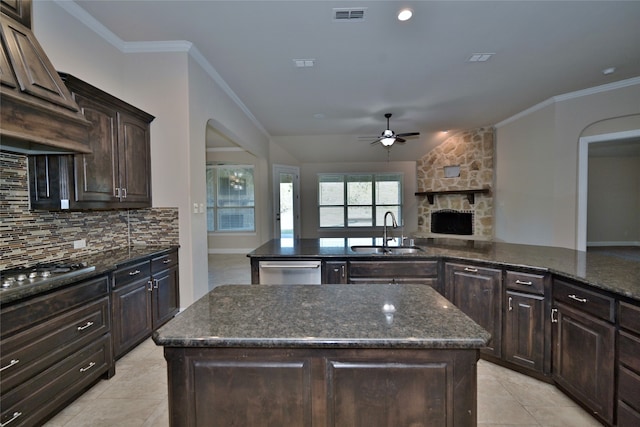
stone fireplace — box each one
[416,128,494,240]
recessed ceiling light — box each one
[313,113,325,119]
[398,8,413,21]
[602,67,616,75]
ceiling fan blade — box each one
[370,137,383,145]
[395,132,420,138]
[395,137,406,143]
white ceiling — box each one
[73,0,640,162]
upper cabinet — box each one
[0,0,91,154]
[29,74,154,210]
[0,0,31,28]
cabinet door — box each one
[112,278,153,358]
[152,265,180,328]
[324,261,347,284]
[504,291,545,373]
[445,263,502,358]
[118,112,151,204]
[1,0,31,28]
[0,16,77,110]
[73,93,119,203]
[553,302,615,425]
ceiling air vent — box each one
[333,8,366,22]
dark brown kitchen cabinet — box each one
[503,270,550,375]
[617,301,640,427]
[28,74,154,210]
[348,260,440,293]
[111,260,153,358]
[111,249,179,359]
[1,0,30,28]
[324,260,347,284]
[445,262,502,358]
[0,274,113,427]
[552,278,615,426]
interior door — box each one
[273,165,300,240]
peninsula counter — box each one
[154,284,490,427]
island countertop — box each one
[247,238,640,301]
[153,283,490,349]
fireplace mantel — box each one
[415,188,491,204]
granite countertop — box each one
[153,283,491,349]
[0,245,179,305]
[248,238,640,301]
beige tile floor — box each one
[44,254,603,426]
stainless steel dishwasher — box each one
[258,260,322,285]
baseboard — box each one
[587,241,640,247]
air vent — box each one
[333,8,366,22]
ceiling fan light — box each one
[397,8,413,21]
[380,137,396,146]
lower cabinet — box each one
[163,346,479,427]
[0,275,113,427]
[617,301,640,427]
[552,278,615,426]
[324,260,348,284]
[503,270,550,375]
[348,260,440,293]
[445,262,502,358]
[112,249,179,359]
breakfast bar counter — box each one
[154,283,490,426]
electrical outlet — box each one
[73,239,86,249]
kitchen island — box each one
[154,283,490,427]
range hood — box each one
[0,3,91,155]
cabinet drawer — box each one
[620,301,640,335]
[619,330,640,373]
[348,260,438,278]
[0,275,109,337]
[505,270,545,295]
[0,296,110,393]
[151,251,178,273]
[552,279,614,322]
[618,400,640,427]
[0,335,111,427]
[619,364,640,412]
[113,260,151,288]
[349,278,438,286]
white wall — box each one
[34,1,270,307]
[495,80,640,249]
[587,156,640,245]
[299,162,418,239]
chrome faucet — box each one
[382,211,398,247]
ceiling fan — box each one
[370,113,420,148]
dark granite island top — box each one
[154,284,489,426]
[154,284,490,348]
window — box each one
[206,164,255,232]
[318,173,402,228]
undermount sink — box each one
[350,245,422,255]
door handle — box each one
[508,296,513,311]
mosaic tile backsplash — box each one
[1,152,179,269]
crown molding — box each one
[54,0,270,139]
[496,76,640,128]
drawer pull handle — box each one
[464,267,478,273]
[551,308,558,323]
[79,362,96,373]
[0,412,22,426]
[515,280,533,286]
[163,259,172,264]
[148,280,154,291]
[77,321,94,331]
[153,278,159,289]
[129,270,141,276]
[0,359,20,372]
[568,294,588,303]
